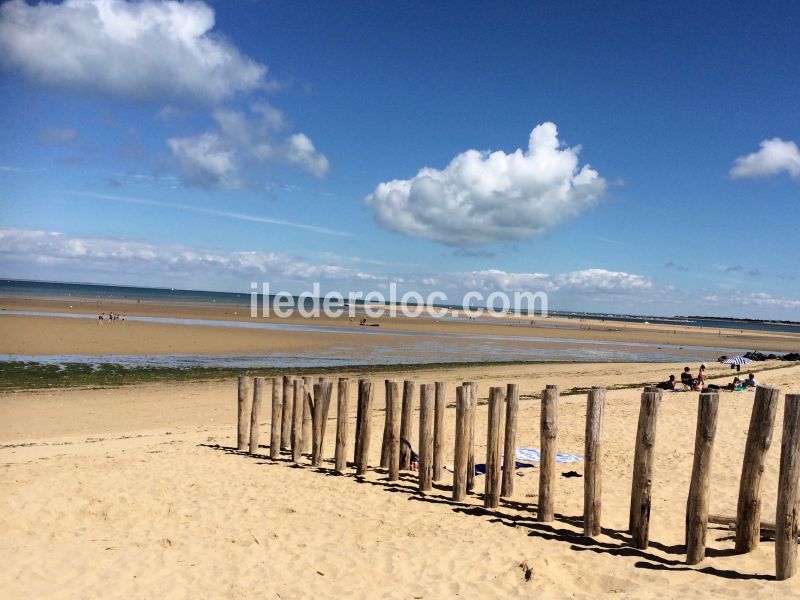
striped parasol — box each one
[721,356,753,366]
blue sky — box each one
[0,0,798,318]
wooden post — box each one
[584,387,606,537]
[237,376,251,451]
[280,375,292,451]
[270,377,282,459]
[465,381,477,493]
[453,385,470,501]
[312,380,333,467]
[501,383,519,498]
[735,385,780,553]
[355,379,374,476]
[387,380,401,482]
[334,378,349,473]
[629,389,661,549]
[776,393,800,580]
[302,376,313,453]
[291,379,304,463]
[538,384,559,521]
[433,381,446,482]
[380,379,391,469]
[400,380,415,469]
[249,377,264,454]
[484,387,503,508]
[354,382,363,465]
[418,384,434,492]
[685,391,720,564]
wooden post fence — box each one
[355,379,374,476]
[380,379,391,468]
[465,381,477,493]
[280,375,292,451]
[311,380,333,467]
[501,383,519,498]
[387,380,401,482]
[776,393,800,580]
[629,388,661,549]
[735,385,780,554]
[270,377,282,459]
[334,378,349,473]
[584,387,606,537]
[538,384,559,522]
[418,384,434,492]
[685,391,720,564]
[354,382,363,465]
[453,385,470,502]
[249,377,264,454]
[400,380,415,470]
[291,379,304,463]
[484,387,504,509]
[433,381,446,482]
[302,376,313,454]
[237,376,251,451]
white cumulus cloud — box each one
[168,105,329,187]
[365,122,607,246]
[730,138,800,179]
[0,0,267,104]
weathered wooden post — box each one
[249,377,264,454]
[354,382,363,465]
[400,380,415,469]
[355,379,374,476]
[484,387,504,508]
[465,381,477,493]
[334,378,349,473]
[302,376,313,453]
[418,384,434,492]
[501,383,519,498]
[584,387,606,537]
[453,385,470,501]
[291,379,304,463]
[776,393,800,580]
[629,389,661,549]
[433,381,446,482]
[311,380,333,467]
[280,375,292,451]
[685,391,720,564]
[270,377,282,459]
[735,385,780,553]
[387,380,401,482]
[380,379,391,468]
[237,376,251,451]
[538,384,559,522]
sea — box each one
[2,278,798,334]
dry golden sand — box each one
[3,361,800,598]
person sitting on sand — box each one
[400,438,419,472]
[742,372,757,387]
[680,367,694,389]
[656,375,677,390]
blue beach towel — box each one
[473,447,583,475]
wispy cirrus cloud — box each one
[64,191,351,237]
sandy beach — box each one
[3,296,799,362]
[3,359,800,598]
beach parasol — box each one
[721,356,754,366]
